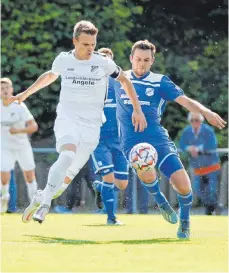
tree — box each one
[1,0,142,138]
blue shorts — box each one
[91,137,128,180]
[123,141,184,179]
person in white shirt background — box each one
[9,20,147,224]
[0,77,38,213]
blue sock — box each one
[101,182,115,220]
[114,190,119,213]
[177,191,193,221]
[8,170,17,212]
[141,179,167,206]
[95,181,103,193]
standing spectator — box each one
[180,112,221,215]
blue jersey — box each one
[115,70,184,152]
[100,77,118,138]
[92,77,128,179]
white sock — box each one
[53,183,70,199]
[52,183,70,199]
[26,180,38,202]
[43,151,75,206]
[1,183,10,196]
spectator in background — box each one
[179,112,221,215]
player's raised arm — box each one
[8,71,59,104]
[116,70,147,132]
[175,95,226,129]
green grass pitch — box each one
[1,214,228,272]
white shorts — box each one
[1,145,36,172]
[54,117,100,179]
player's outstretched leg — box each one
[141,178,178,224]
[33,150,75,223]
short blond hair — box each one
[73,20,98,39]
[0,77,13,86]
[98,48,114,59]
[131,40,156,57]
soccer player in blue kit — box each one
[115,40,226,239]
[91,48,129,225]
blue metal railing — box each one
[32,147,228,213]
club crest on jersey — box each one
[91,66,99,73]
[145,88,154,96]
[169,146,177,153]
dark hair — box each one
[131,40,156,57]
[73,20,98,39]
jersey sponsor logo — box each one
[120,94,129,99]
[72,79,95,85]
[123,99,150,106]
[65,76,101,86]
[104,103,117,108]
[67,68,74,71]
[10,112,15,117]
[145,88,154,96]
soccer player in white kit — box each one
[0,78,38,213]
[9,21,147,223]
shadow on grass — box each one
[83,224,122,227]
[25,235,188,245]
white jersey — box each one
[51,50,120,126]
[1,100,34,149]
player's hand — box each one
[132,109,147,132]
[8,91,29,105]
[9,127,20,134]
[187,146,199,158]
[203,110,227,129]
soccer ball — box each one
[129,143,158,171]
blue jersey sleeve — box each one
[159,76,184,101]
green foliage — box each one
[1,0,227,146]
[1,0,142,137]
